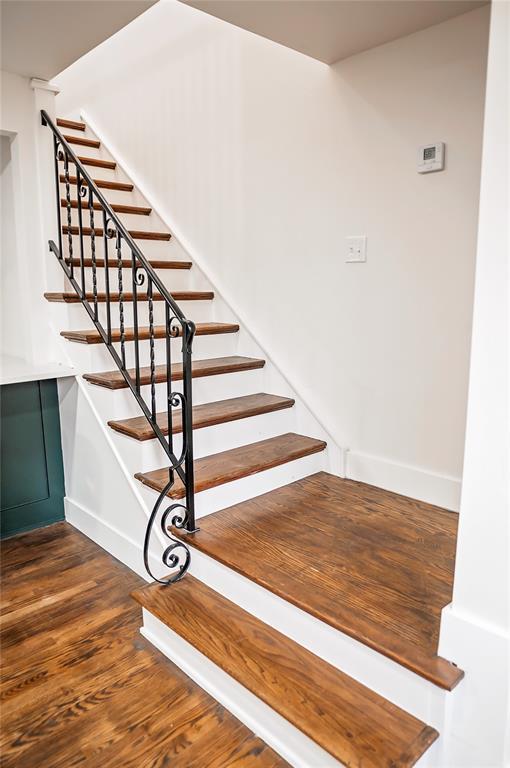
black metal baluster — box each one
[116,231,126,369]
[51,134,63,260]
[182,320,196,532]
[166,305,174,457]
[147,276,157,423]
[63,151,74,281]
[88,189,98,321]
[132,251,141,394]
[76,168,86,298]
[102,211,112,344]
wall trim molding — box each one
[30,78,60,94]
[346,449,461,511]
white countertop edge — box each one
[0,356,77,386]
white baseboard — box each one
[141,610,341,768]
[64,496,151,581]
[346,449,461,512]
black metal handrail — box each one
[41,110,196,584]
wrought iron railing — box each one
[41,110,196,584]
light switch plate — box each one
[346,235,367,263]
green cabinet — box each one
[0,379,65,538]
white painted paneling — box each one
[55,3,490,502]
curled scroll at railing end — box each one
[160,540,191,584]
[143,480,193,585]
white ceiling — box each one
[0,0,157,80]
[179,0,489,64]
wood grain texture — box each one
[1,523,289,768]
[44,290,213,303]
[109,393,295,441]
[61,199,151,215]
[60,175,134,192]
[56,118,85,131]
[61,322,239,345]
[66,257,191,269]
[133,575,439,768]
[63,135,100,149]
[176,471,463,689]
[62,226,171,241]
[71,156,116,170]
[135,433,326,500]
[83,355,265,390]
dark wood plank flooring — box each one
[175,471,463,689]
[0,523,289,768]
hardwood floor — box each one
[174,471,463,689]
[0,523,289,768]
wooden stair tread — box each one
[175,471,464,690]
[66,257,191,269]
[68,155,116,170]
[61,322,239,345]
[44,290,213,303]
[57,117,85,131]
[60,175,133,192]
[109,393,295,441]
[63,134,100,149]
[135,433,326,500]
[83,355,265,390]
[61,199,151,215]
[132,575,439,767]
[62,225,171,241]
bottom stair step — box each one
[133,575,439,768]
[134,432,326,500]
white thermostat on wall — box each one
[417,142,445,173]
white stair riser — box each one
[59,234,180,260]
[60,333,240,372]
[137,449,328,519]
[188,548,451,732]
[109,406,297,473]
[49,298,216,328]
[61,207,158,231]
[60,266,194,294]
[141,610,341,768]
[82,368,267,421]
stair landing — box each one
[175,471,463,689]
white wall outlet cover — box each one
[417,142,445,173]
[346,235,367,263]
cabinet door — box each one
[1,379,65,537]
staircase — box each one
[43,114,463,767]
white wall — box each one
[0,70,69,380]
[55,1,490,502]
[439,2,509,765]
